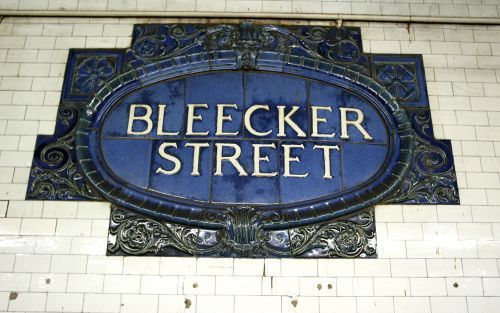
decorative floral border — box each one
[372,55,429,107]
[61,50,123,103]
[108,205,376,258]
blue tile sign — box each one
[27,23,460,258]
[95,70,402,211]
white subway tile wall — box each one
[1,0,500,19]
[0,13,498,313]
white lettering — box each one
[186,104,209,136]
[214,143,248,176]
[185,142,210,176]
[252,143,278,177]
[311,106,335,138]
[127,104,153,135]
[313,145,340,179]
[157,104,179,136]
[277,106,306,137]
[156,142,181,175]
[282,144,308,178]
[216,104,239,136]
[244,104,272,137]
[339,107,373,140]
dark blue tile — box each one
[338,94,388,144]
[279,141,342,204]
[186,72,244,138]
[101,138,152,189]
[102,79,185,138]
[309,81,342,140]
[310,80,388,144]
[149,140,212,202]
[62,50,123,103]
[342,143,388,190]
[211,140,279,204]
[372,54,429,108]
[244,72,308,139]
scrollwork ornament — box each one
[133,36,160,58]
[290,209,376,258]
[27,106,101,201]
[124,23,369,71]
[107,206,376,258]
[108,207,200,255]
[385,109,459,204]
[126,24,204,68]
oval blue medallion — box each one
[76,51,413,228]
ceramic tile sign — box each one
[27,23,460,258]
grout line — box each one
[4,200,10,217]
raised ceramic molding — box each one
[108,205,376,258]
